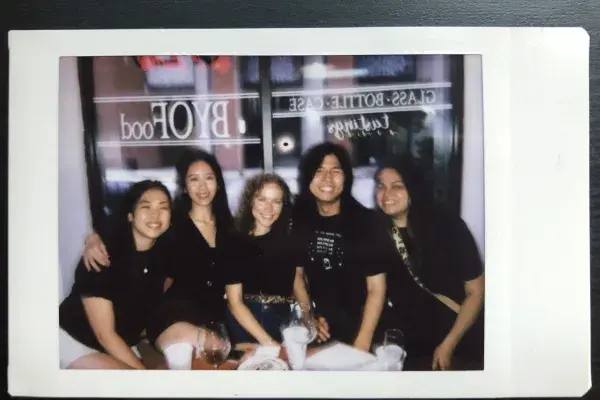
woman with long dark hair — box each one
[144,149,239,352]
[225,173,314,345]
[374,158,485,370]
[59,180,172,369]
[81,149,239,366]
[290,142,391,352]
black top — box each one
[414,216,483,304]
[59,245,167,351]
[293,208,393,315]
[382,216,484,359]
[160,213,240,323]
[225,229,299,297]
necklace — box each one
[190,212,215,225]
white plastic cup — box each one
[163,342,194,370]
[375,344,405,371]
[282,326,309,370]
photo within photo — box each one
[58,54,485,372]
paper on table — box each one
[303,342,377,371]
[254,345,281,359]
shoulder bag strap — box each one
[391,226,461,314]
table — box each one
[155,342,333,370]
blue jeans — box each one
[225,300,289,345]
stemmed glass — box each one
[280,302,317,370]
[195,321,232,369]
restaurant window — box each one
[267,54,462,210]
[86,55,264,214]
[82,54,464,222]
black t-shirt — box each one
[419,217,483,304]
[295,208,391,315]
[383,218,484,358]
[59,246,167,351]
[225,229,299,297]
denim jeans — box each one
[226,299,289,345]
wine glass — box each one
[280,302,317,370]
[196,321,232,369]
[377,328,406,371]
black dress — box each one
[145,213,241,344]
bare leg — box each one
[155,321,203,351]
[67,352,133,369]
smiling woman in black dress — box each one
[145,149,242,353]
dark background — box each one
[3,1,599,399]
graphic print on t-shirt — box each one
[308,229,344,271]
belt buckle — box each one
[258,291,268,303]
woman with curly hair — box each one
[224,173,315,346]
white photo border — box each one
[8,27,590,398]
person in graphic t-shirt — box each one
[59,180,172,369]
[374,158,485,370]
[291,142,392,352]
[224,173,314,346]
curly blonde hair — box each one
[235,173,294,236]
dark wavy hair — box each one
[235,173,293,236]
[109,179,172,257]
[293,142,368,224]
[173,148,234,232]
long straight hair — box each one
[173,148,234,233]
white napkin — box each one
[303,342,377,371]
[254,345,281,359]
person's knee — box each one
[156,322,200,350]
[67,353,133,369]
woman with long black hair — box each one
[59,180,172,369]
[374,158,485,370]
[81,149,241,366]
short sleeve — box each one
[73,258,115,300]
[447,218,483,282]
